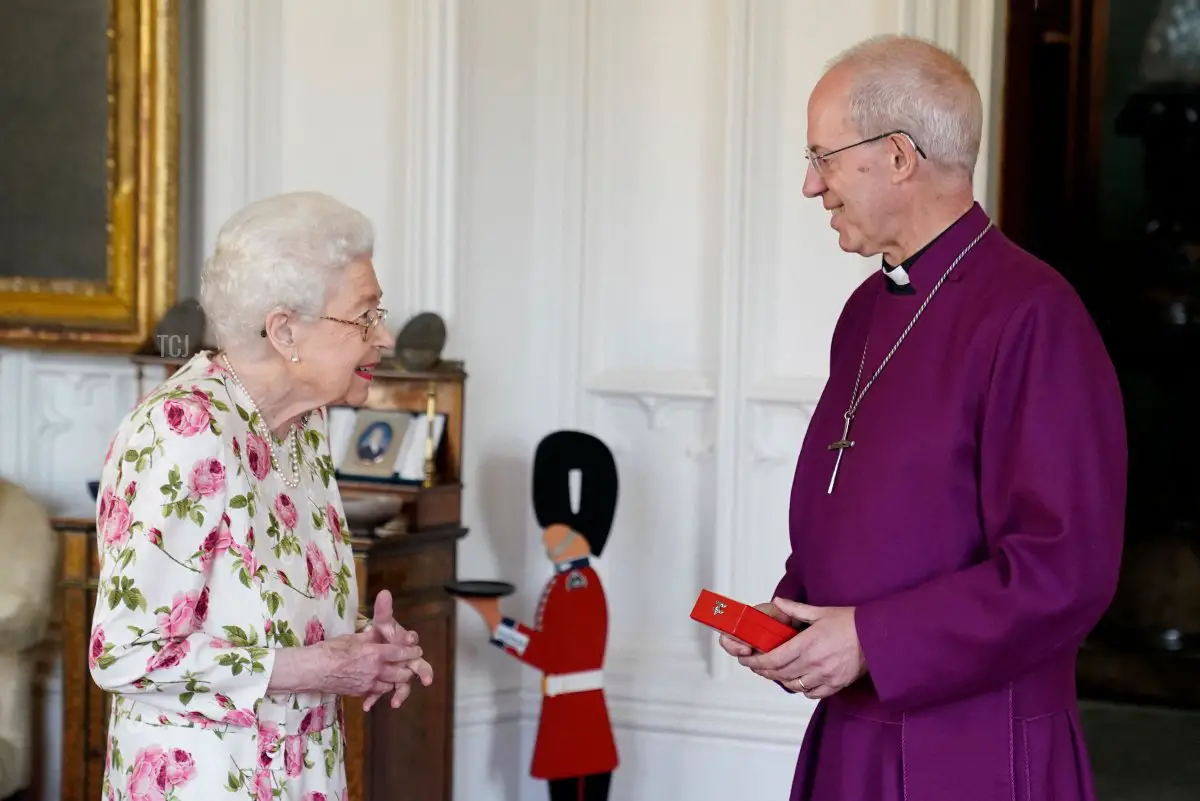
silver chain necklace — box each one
[826,223,992,494]
[219,353,304,489]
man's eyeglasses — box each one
[259,307,390,342]
[805,130,927,175]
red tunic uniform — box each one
[491,557,618,780]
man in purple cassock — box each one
[719,35,1128,801]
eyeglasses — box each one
[321,307,389,341]
[805,130,927,175]
[259,307,389,342]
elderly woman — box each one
[88,191,433,801]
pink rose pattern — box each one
[188,457,227,499]
[274,493,299,530]
[125,744,197,801]
[90,353,357,800]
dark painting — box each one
[0,0,110,284]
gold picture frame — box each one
[0,0,178,352]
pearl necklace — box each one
[219,353,303,489]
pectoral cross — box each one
[826,413,855,494]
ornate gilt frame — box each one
[0,0,178,353]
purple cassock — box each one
[773,203,1127,801]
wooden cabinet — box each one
[40,356,468,801]
[39,520,106,801]
[343,529,462,801]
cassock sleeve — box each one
[772,552,807,603]
[852,281,1126,713]
[88,397,274,721]
[772,557,806,694]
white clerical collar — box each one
[882,262,911,286]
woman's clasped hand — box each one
[318,632,427,708]
[353,589,435,711]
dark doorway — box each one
[1000,0,1200,710]
[997,1,1200,795]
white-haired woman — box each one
[88,191,433,801]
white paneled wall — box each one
[462,0,1005,798]
[0,1,1003,799]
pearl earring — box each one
[291,350,300,363]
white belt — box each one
[542,669,604,697]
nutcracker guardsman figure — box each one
[455,430,619,801]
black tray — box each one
[444,579,516,599]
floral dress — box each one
[88,351,359,801]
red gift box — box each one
[689,589,799,653]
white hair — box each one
[200,191,375,350]
[827,35,983,176]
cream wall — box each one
[0,1,1005,799]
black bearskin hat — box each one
[532,430,618,556]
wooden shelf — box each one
[129,351,467,383]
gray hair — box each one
[200,191,375,349]
[827,35,982,176]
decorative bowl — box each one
[339,491,406,532]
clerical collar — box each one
[881,242,935,295]
[880,209,970,295]
[882,261,914,293]
[556,556,590,573]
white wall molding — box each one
[744,377,828,405]
[707,0,753,682]
[0,352,144,517]
[584,369,717,400]
[746,401,817,460]
[583,375,718,455]
[244,0,284,205]
[502,666,815,745]
[527,0,591,644]
[574,0,732,400]
[396,0,460,325]
[530,0,589,429]
[591,398,714,451]
[454,686,526,729]
[897,0,955,40]
[199,0,463,325]
[584,371,717,439]
[606,691,812,745]
[896,0,1004,210]
[0,351,30,482]
[198,0,283,258]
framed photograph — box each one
[337,410,411,480]
[332,407,449,484]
